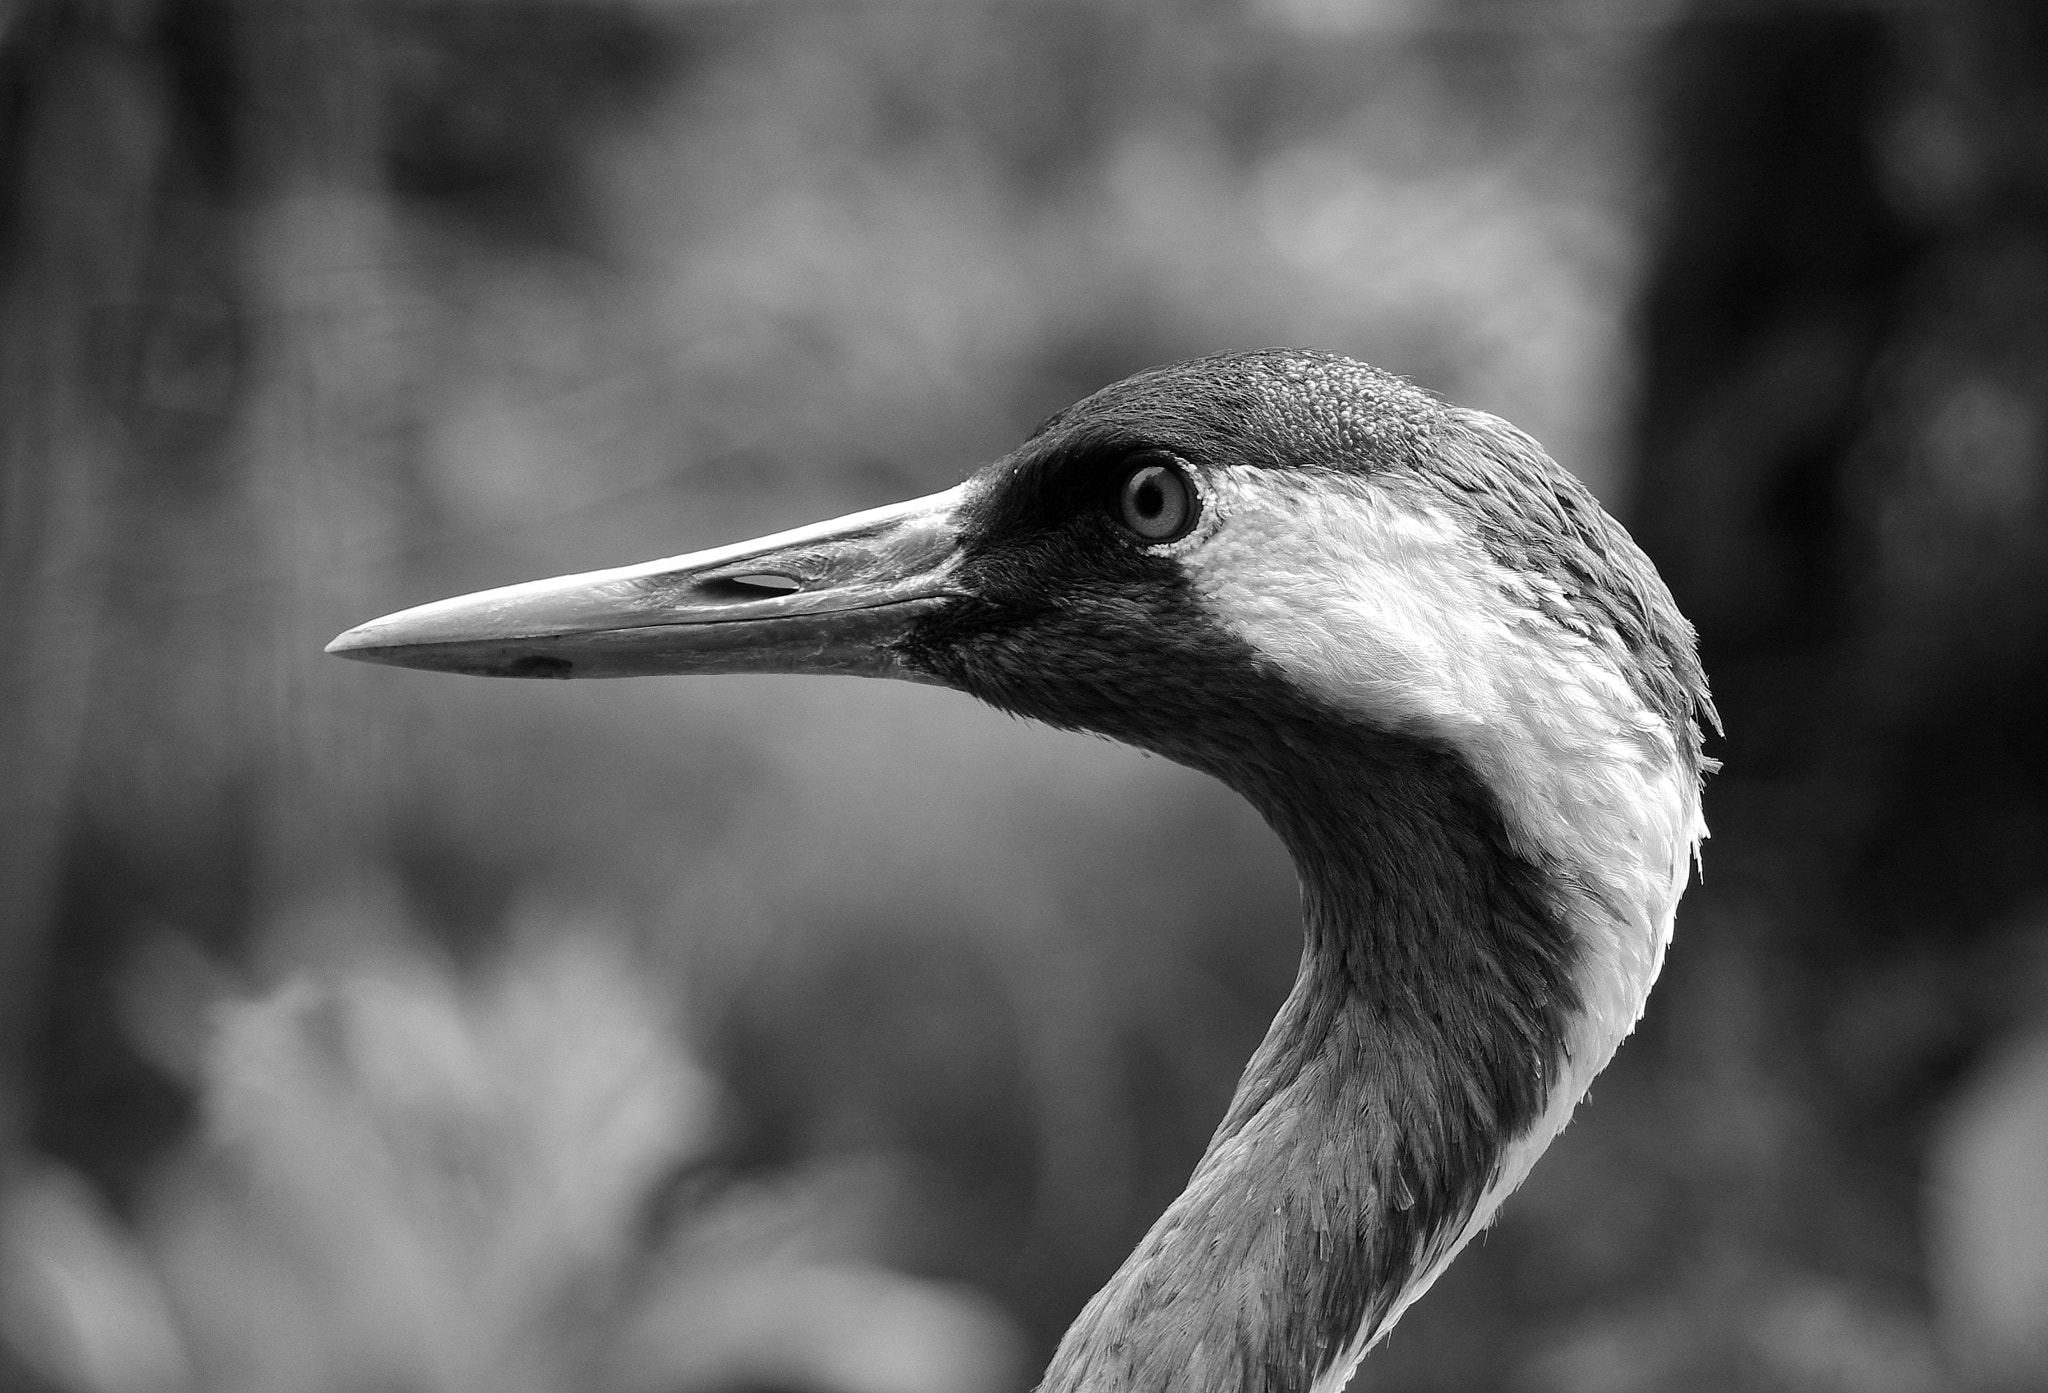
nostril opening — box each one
[702,573,803,598]
[504,654,574,678]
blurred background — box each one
[1,0,2045,1389]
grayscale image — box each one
[0,3,2041,1392]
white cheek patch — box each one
[1187,468,1704,1094]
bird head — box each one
[330,350,1710,814]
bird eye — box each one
[1112,456,1198,543]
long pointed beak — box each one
[325,486,968,680]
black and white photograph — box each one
[0,1,2043,1391]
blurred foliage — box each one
[0,0,2043,1391]
[2,914,1020,1393]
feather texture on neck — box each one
[1040,723,1587,1393]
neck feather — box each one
[1039,729,1582,1393]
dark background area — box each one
[1,2,2045,1391]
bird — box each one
[328,349,1714,1393]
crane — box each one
[329,350,1714,1393]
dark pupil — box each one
[1133,476,1165,518]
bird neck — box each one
[1039,727,1582,1393]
